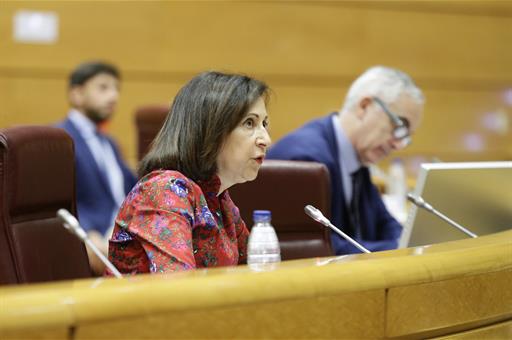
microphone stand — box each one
[57,209,123,278]
[406,194,478,238]
[304,205,371,254]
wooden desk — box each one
[1,230,511,339]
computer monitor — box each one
[399,161,512,248]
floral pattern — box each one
[106,170,249,275]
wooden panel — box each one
[76,290,384,339]
[1,328,67,340]
[1,2,511,78]
[0,2,511,168]
[433,319,512,339]
[386,270,512,338]
[268,85,512,163]
[0,76,67,127]
[0,230,511,339]
[1,76,509,169]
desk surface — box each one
[1,229,511,339]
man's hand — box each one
[85,230,108,276]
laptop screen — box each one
[399,161,512,248]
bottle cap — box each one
[253,210,271,223]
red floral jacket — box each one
[107,170,249,274]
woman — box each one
[107,71,271,274]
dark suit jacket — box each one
[57,118,137,235]
[267,113,402,254]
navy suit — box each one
[57,118,137,235]
[267,113,402,254]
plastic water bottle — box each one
[247,210,281,270]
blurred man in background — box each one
[267,66,425,255]
[57,61,137,274]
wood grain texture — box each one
[0,2,510,168]
[0,230,511,339]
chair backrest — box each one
[0,221,17,285]
[134,105,168,161]
[229,160,333,260]
[0,126,91,284]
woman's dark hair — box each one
[138,71,269,181]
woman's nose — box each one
[257,128,271,149]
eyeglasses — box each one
[371,96,411,148]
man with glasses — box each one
[267,66,424,255]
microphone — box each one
[57,209,123,278]
[304,205,371,254]
[406,193,478,238]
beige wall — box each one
[1,1,511,170]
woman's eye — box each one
[263,120,269,128]
[244,119,254,128]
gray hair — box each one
[341,66,424,113]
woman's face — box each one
[216,96,271,191]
